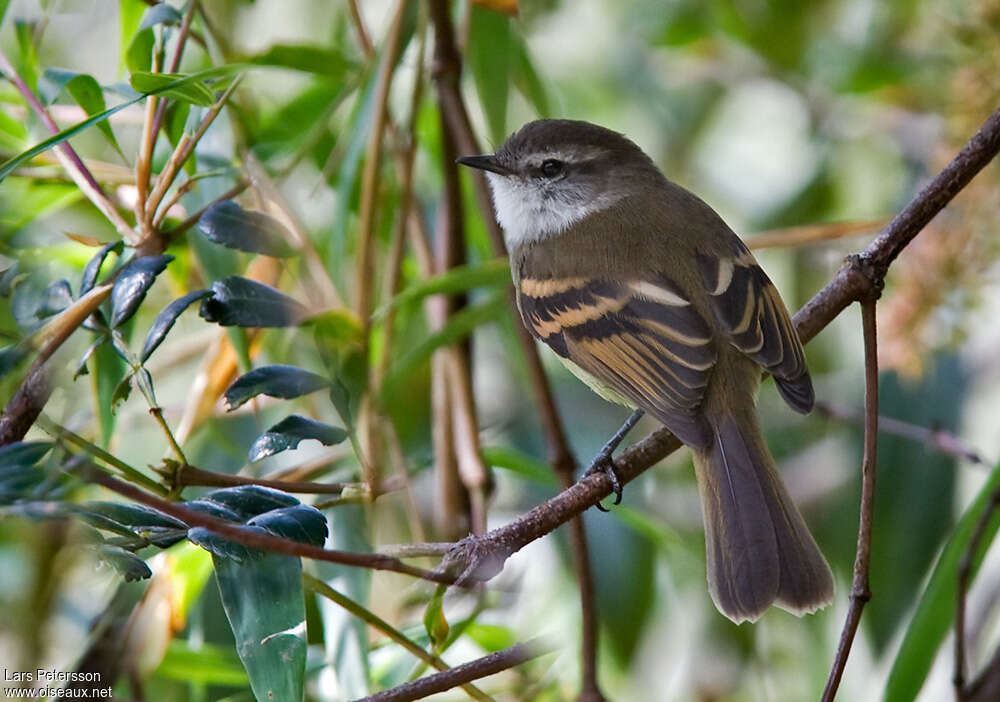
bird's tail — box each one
[692,409,834,623]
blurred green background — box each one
[2,0,1000,700]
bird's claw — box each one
[585,452,623,511]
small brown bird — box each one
[458,119,833,623]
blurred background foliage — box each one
[1,0,1000,700]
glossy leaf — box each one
[109,255,172,328]
[197,200,295,257]
[884,460,1000,702]
[197,485,301,521]
[247,504,328,546]
[187,526,263,564]
[248,415,348,462]
[92,543,152,581]
[179,499,243,523]
[80,240,124,296]
[224,365,329,411]
[214,552,307,702]
[140,289,211,362]
[199,276,308,328]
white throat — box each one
[485,172,623,249]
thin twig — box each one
[173,463,402,495]
[83,469,463,586]
[954,485,1000,698]
[148,0,198,144]
[747,218,891,250]
[816,401,986,466]
[353,639,550,702]
[821,297,880,702]
[346,0,376,59]
[304,574,495,702]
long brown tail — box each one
[693,410,834,623]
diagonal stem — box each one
[821,296,880,702]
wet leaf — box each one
[199,276,308,328]
[197,200,295,257]
[140,289,211,362]
[248,415,348,462]
[109,255,173,328]
[224,365,329,411]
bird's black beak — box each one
[456,154,512,176]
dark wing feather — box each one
[518,274,716,449]
[697,239,814,413]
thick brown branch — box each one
[821,297,880,702]
[353,638,549,702]
[443,104,1000,593]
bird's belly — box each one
[556,355,637,409]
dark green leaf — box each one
[197,200,295,257]
[884,460,1000,702]
[224,364,330,411]
[247,504,328,546]
[0,442,53,470]
[129,71,216,107]
[242,43,356,78]
[187,526,263,563]
[109,254,173,328]
[92,544,152,581]
[180,499,243,523]
[140,289,211,362]
[80,240,124,296]
[0,344,29,381]
[77,501,189,531]
[199,485,301,520]
[138,2,181,30]
[38,279,73,318]
[248,415,348,462]
[214,552,307,701]
[199,276,308,328]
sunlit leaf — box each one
[140,289,211,361]
[248,415,348,462]
[199,276,308,328]
[109,254,173,328]
[224,364,330,410]
[129,71,216,107]
[197,200,295,257]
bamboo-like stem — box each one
[147,0,198,144]
[303,574,495,702]
[821,297,880,702]
[0,48,139,244]
[346,0,376,59]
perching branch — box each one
[439,103,1000,592]
[821,297,880,702]
[353,638,550,702]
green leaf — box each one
[138,2,181,30]
[465,623,518,653]
[129,71,216,107]
[468,6,512,145]
[119,0,146,73]
[156,640,249,686]
[188,526,263,564]
[481,446,558,487]
[0,106,28,150]
[242,43,356,78]
[248,415,348,462]
[91,543,152,581]
[380,295,507,401]
[37,69,121,154]
[224,364,330,411]
[0,0,10,26]
[140,289,211,362]
[0,178,83,234]
[0,442,53,470]
[197,200,296,257]
[179,499,243,523]
[374,258,510,319]
[247,504,328,546]
[197,485,301,520]
[884,460,1000,702]
[0,344,30,381]
[80,240,124,296]
[0,66,245,182]
[75,500,189,532]
[126,27,155,74]
[214,552,307,702]
[511,37,551,117]
[109,254,173,328]
[199,276,309,328]
[423,585,449,652]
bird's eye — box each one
[540,159,564,178]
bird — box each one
[457,119,834,624]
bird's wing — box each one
[518,274,717,448]
[696,239,814,413]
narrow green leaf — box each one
[0,0,11,26]
[0,442,53,470]
[468,6,512,144]
[884,460,1000,702]
[80,240,124,296]
[156,641,249,686]
[129,71,216,107]
[374,258,510,319]
[481,446,558,487]
[224,364,330,411]
[214,553,307,702]
[197,200,295,257]
[109,254,173,328]
[38,69,121,154]
[248,415,348,462]
[140,289,211,362]
[199,276,309,328]
[511,37,551,117]
[241,43,356,78]
[119,0,146,74]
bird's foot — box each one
[584,450,623,512]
